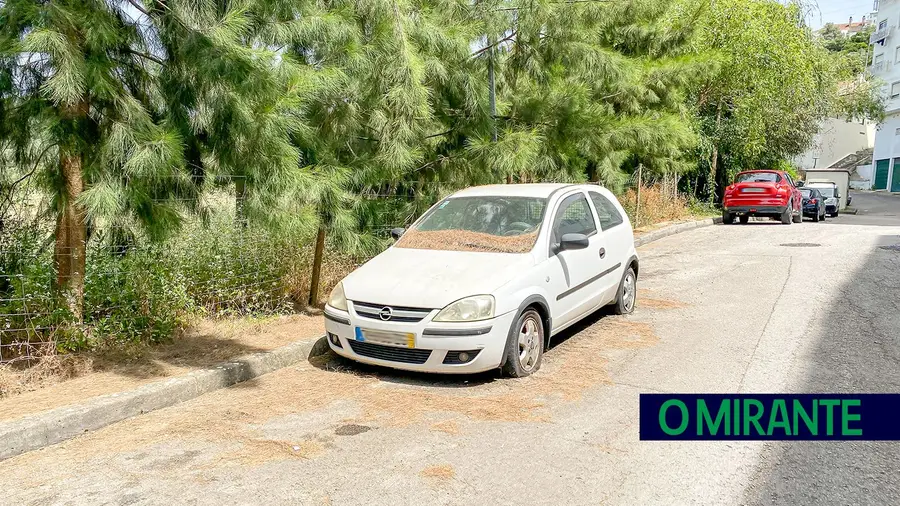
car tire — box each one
[739,215,749,224]
[780,201,792,225]
[501,309,544,378]
[792,206,802,223]
[722,212,734,224]
[613,266,637,315]
[813,210,820,222]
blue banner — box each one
[639,394,900,440]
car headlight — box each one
[327,282,348,312]
[433,295,495,322]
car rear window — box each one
[811,187,835,197]
[800,189,812,198]
[736,172,780,183]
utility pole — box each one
[488,36,497,143]
[635,163,643,227]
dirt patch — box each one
[0,314,323,421]
[228,439,323,466]
[639,297,688,310]
[526,318,659,401]
[395,229,538,253]
[0,353,94,398]
[421,464,455,482]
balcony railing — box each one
[871,26,892,45]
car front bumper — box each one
[323,304,518,374]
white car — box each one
[805,182,840,217]
[324,184,639,377]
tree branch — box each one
[125,48,164,65]
[424,130,453,139]
[126,0,150,17]
[471,31,518,59]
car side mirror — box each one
[390,227,405,240]
[558,233,589,252]
[796,181,804,187]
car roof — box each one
[806,181,837,186]
[449,183,604,199]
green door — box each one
[875,159,890,190]
[893,162,900,192]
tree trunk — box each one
[709,101,723,204]
[54,115,88,322]
[308,225,326,307]
[235,178,247,227]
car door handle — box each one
[599,248,606,259]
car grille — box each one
[347,340,432,364]
[352,301,433,323]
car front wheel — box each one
[613,266,637,315]
[502,309,544,377]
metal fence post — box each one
[635,163,643,227]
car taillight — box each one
[810,198,817,204]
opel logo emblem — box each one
[379,307,393,321]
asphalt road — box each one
[4,192,900,506]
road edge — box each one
[0,216,720,461]
[0,336,330,461]
[634,216,722,248]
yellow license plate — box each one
[355,327,416,348]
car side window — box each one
[589,191,624,231]
[550,194,597,251]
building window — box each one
[892,82,900,98]
[880,19,888,30]
[895,46,900,63]
[895,128,900,136]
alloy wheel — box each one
[623,270,636,312]
[518,317,541,371]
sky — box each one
[806,0,880,29]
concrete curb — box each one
[634,217,723,248]
[0,335,330,461]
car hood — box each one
[342,247,536,309]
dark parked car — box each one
[799,187,826,222]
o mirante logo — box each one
[640,394,900,441]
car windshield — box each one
[813,187,835,197]
[800,189,812,198]
[736,172,779,183]
[395,196,547,253]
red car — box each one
[722,170,803,225]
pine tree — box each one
[0,0,305,320]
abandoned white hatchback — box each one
[324,184,638,376]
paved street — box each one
[4,192,900,506]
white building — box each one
[870,0,900,191]
[793,117,874,171]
